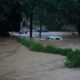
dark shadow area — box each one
[0,20,20,37]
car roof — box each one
[48,36,62,38]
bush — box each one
[29,41,44,52]
[43,45,54,53]
[65,49,80,67]
[53,48,63,54]
[52,48,72,56]
[60,48,73,56]
[64,60,74,68]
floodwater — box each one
[38,35,80,50]
[0,38,80,80]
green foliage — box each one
[61,48,73,56]
[1,0,80,36]
[29,41,44,52]
[43,45,54,53]
[50,47,72,56]
[65,49,80,67]
[53,48,63,54]
[64,60,74,68]
[62,25,76,31]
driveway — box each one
[0,38,80,80]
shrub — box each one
[53,48,63,54]
[60,48,73,56]
[65,49,80,67]
[43,45,54,53]
[64,60,74,68]
[29,41,44,52]
[52,48,73,56]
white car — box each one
[46,36,63,40]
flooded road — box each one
[39,35,80,50]
[0,38,80,80]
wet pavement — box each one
[0,38,80,80]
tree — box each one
[1,0,80,37]
[33,6,47,38]
[52,0,80,35]
[0,0,23,36]
[23,0,49,38]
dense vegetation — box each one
[0,0,80,37]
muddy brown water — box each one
[38,35,80,50]
[0,38,80,80]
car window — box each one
[46,37,50,39]
[55,38,61,40]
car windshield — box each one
[55,38,61,40]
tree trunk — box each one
[30,6,33,39]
